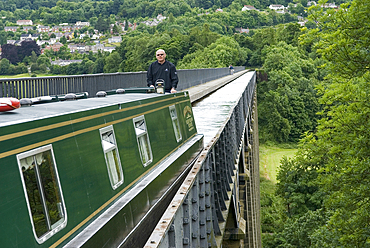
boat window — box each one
[133,115,152,167]
[17,145,67,244]
[100,125,124,189]
[169,105,182,142]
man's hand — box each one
[149,85,155,88]
[170,88,177,93]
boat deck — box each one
[0,92,186,127]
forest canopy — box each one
[265,0,370,247]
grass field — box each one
[0,73,58,79]
[259,144,297,184]
[0,73,31,79]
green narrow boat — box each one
[0,89,203,248]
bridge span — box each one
[0,69,261,248]
[144,71,261,248]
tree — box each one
[18,40,41,62]
[104,52,122,73]
[95,15,110,33]
[177,36,248,69]
[1,44,20,64]
[60,36,67,44]
[258,42,319,143]
[37,54,51,67]
[0,30,7,45]
[274,0,370,246]
[302,0,370,79]
[0,58,11,75]
[94,57,105,73]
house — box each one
[61,26,72,32]
[22,26,34,32]
[51,42,63,51]
[118,22,125,31]
[103,46,116,53]
[73,25,83,31]
[86,44,105,53]
[242,5,257,11]
[20,34,32,41]
[51,59,83,66]
[52,26,62,32]
[235,27,250,34]
[38,25,50,32]
[157,14,166,21]
[42,43,63,53]
[68,44,86,53]
[64,32,74,40]
[49,38,57,44]
[91,33,102,40]
[307,1,317,6]
[128,23,137,31]
[321,2,337,8]
[54,33,64,39]
[108,36,122,43]
[215,8,223,12]
[7,40,16,45]
[76,21,90,26]
[269,4,285,10]
[79,33,87,39]
[142,20,159,27]
[114,22,126,31]
[4,26,18,32]
[20,34,39,41]
[37,40,48,46]
[17,20,33,26]
[31,34,40,40]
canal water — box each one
[192,71,254,146]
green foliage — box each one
[303,0,370,79]
[276,209,329,248]
[258,41,319,143]
[260,177,286,232]
[104,52,122,73]
[178,35,247,68]
[268,1,370,247]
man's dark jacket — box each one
[147,60,178,91]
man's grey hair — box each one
[156,49,166,55]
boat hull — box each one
[0,97,20,112]
[0,91,202,248]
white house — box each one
[108,36,122,43]
[4,26,18,32]
[157,14,166,21]
[321,2,337,8]
[242,5,257,11]
[269,4,285,10]
[37,40,48,46]
[38,25,50,33]
[20,34,32,41]
[17,20,33,26]
[51,59,83,66]
[76,21,90,26]
[103,47,116,53]
[23,26,34,32]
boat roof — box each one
[0,92,185,127]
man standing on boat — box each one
[147,49,178,93]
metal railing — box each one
[144,72,261,247]
[0,67,245,98]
